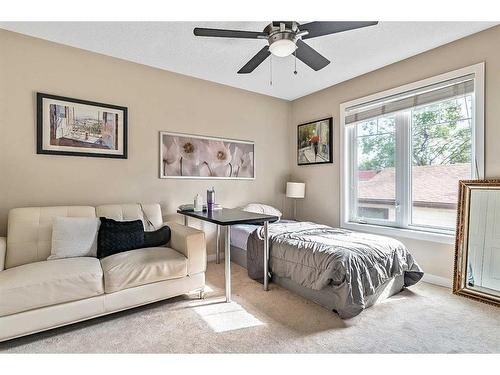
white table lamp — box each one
[286,182,305,219]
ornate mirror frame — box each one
[453,179,500,307]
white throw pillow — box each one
[242,203,282,221]
[48,217,100,260]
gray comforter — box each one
[247,221,423,318]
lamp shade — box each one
[286,182,305,198]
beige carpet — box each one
[1,262,500,353]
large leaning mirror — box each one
[454,179,500,307]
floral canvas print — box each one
[160,132,255,179]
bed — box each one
[230,220,423,318]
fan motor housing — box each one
[264,22,298,44]
[267,31,297,46]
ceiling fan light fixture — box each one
[269,39,297,57]
[193,21,379,73]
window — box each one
[341,64,484,242]
[355,115,397,223]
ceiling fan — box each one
[193,21,378,74]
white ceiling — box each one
[1,22,497,101]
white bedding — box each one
[230,224,259,250]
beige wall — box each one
[0,29,292,256]
[290,25,500,281]
[2,25,499,279]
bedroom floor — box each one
[2,262,500,353]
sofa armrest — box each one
[0,237,6,271]
[165,222,206,275]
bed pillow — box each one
[242,203,282,221]
[48,217,100,260]
[97,217,145,259]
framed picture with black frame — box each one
[36,93,128,159]
[297,117,333,165]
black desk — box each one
[177,208,278,301]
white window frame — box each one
[340,63,485,245]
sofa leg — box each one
[198,289,205,299]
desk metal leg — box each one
[216,225,220,264]
[224,225,231,302]
[184,216,188,226]
[263,221,269,291]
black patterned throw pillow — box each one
[144,226,171,249]
[97,217,145,258]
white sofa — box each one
[0,203,206,342]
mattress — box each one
[230,220,295,250]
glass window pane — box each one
[410,96,473,229]
[355,116,397,222]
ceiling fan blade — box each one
[300,21,378,39]
[194,27,267,39]
[237,46,271,74]
[295,39,330,71]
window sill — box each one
[341,221,455,245]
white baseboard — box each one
[422,273,452,288]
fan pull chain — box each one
[270,55,273,86]
[294,50,297,75]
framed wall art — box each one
[297,117,333,165]
[37,93,128,158]
[160,131,255,179]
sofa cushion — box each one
[96,204,163,232]
[100,247,187,293]
[0,257,104,317]
[6,206,96,269]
